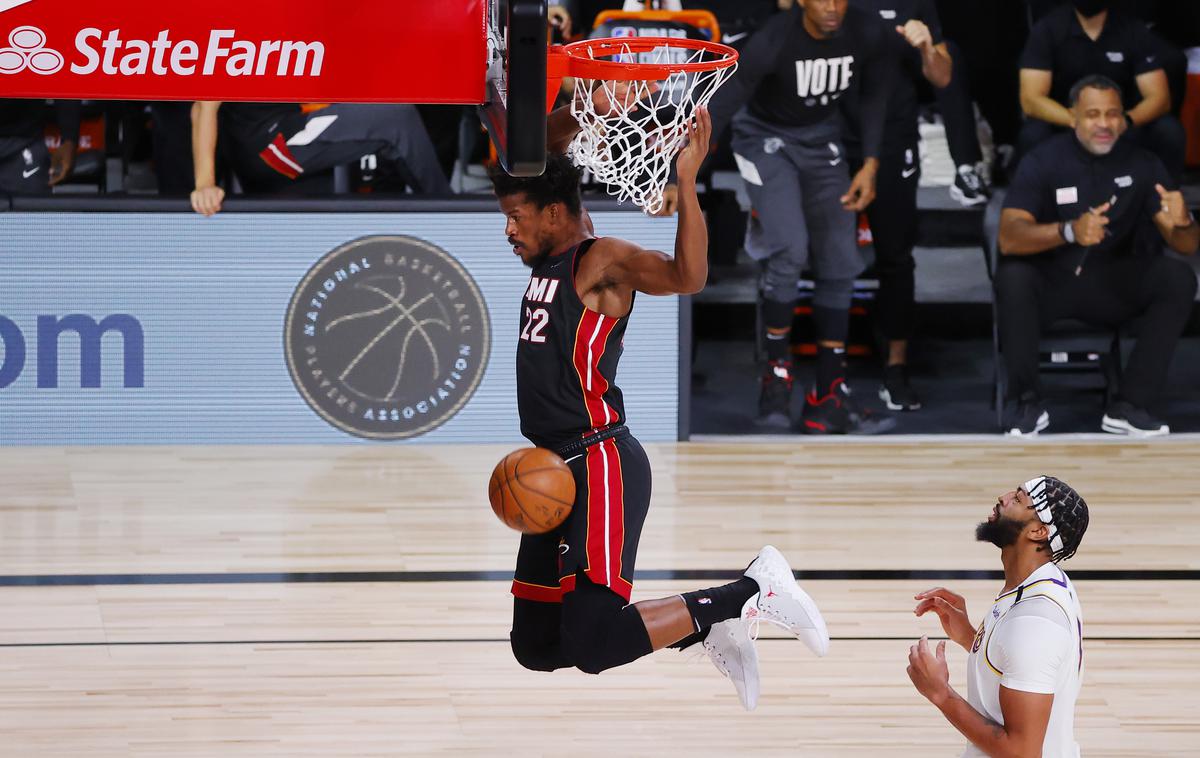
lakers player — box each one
[907,476,1089,757]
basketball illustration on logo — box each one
[285,235,491,439]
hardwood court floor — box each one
[0,440,1197,756]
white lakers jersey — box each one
[963,562,1084,758]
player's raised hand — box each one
[674,106,711,183]
[906,637,951,706]
[914,587,975,651]
[895,20,933,50]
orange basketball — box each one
[489,447,575,534]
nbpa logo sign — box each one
[0,313,144,388]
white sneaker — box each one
[742,545,830,657]
[702,619,760,711]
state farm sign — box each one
[0,0,487,103]
[71,29,325,77]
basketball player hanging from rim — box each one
[490,108,827,710]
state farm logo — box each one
[0,26,63,74]
[0,25,325,77]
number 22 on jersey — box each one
[521,306,549,343]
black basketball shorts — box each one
[511,433,651,603]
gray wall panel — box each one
[0,211,680,444]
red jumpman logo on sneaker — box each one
[765,587,777,598]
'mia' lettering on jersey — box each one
[70,29,325,77]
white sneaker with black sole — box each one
[703,619,761,711]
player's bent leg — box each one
[560,573,652,675]
[510,597,572,672]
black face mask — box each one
[1072,0,1110,18]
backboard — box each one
[480,0,549,177]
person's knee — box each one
[510,597,568,672]
[509,632,564,672]
[761,256,804,303]
[994,260,1041,302]
[812,277,855,310]
[873,246,916,277]
[1154,258,1198,304]
[560,579,648,676]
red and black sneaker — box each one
[801,380,896,435]
[756,360,794,429]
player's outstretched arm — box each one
[590,109,711,296]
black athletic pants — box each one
[995,250,1197,407]
[850,128,920,343]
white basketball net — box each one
[567,42,736,215]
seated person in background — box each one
[0,99,80,194]
[1017,0,1186,181]
[997,75,1198,438]
[190,102,450,216]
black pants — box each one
[0,136,50,194]
[863,133,921,343]
[238,103,451,195]
[934,0,1026,150]
[1018,117,1188,183]
[148,102,194,195]
[935,40,984,166]
[995,251,1197,408]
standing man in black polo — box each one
[997,75,1198,437]
[1018,0,1185,181]
[850,0,952,412]
[708,0,892,433]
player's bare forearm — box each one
[922,44,952,89]
[933,689,1025,758]
[191,101,221,188]
[1162,218,1200,254]
[999,210,1066,255]
[671,177,708,294]
[1127,93,1169,128]
[547,107,580,154]
[1022,93,1073,128]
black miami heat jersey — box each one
[516,238,631,449]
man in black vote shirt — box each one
[997,75,1198,438]
[707,0,893,434]
[1018,0,1186,181]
